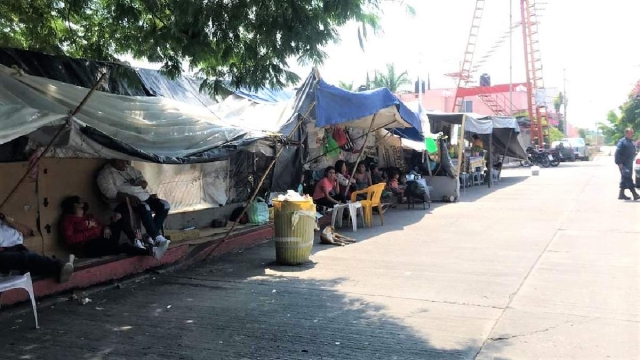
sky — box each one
[287,0,640,129]
[127,0,640,130]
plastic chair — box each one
[0,273,38,328]
[330,202,365,232]
[351,183,386,227]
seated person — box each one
[370,164,386,184]
[472,134,484,149]
[313,166,345,208]
[97,160,170,250]
[335,160,356,198]
[0,212,74,282]
[60,196,169,260]
[353,162,372,191]
[387,172,405,198]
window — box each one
[463,100,473,112]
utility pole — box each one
[509,0,513,115]
[563,68,568,134]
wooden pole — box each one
[204,106,312,260]
[455,115,467,199]
[344,114,378,196]
[0,72,107,211]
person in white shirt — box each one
[0,212,74,282]
[97,160,170,256]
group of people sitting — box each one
[311,160,405,208]
[0,159,172,283]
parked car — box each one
[561,137,589,160]
[551,140,576,161]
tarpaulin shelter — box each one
[314,80,421,132]
[268,71,423,191]
[425,111,527,194]
[0,64,276,163]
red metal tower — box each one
[521,0,549,147]
[447,0,550,147]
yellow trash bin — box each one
[272,198,316,265]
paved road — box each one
[1,157,638,359]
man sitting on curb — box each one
[0,212,74,282]
[97,159,170,253]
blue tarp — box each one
[314,80,422,133]
[392,127,424,142]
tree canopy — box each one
[0,0,403,94]
[599,89,640,144]
[337,81,354,91]
[371,63,410,92]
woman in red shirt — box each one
[312,166,345,208]
[60,196,167,259]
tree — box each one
[600,91,640,144]
[578,128,587,139]
[548,126,564,143]
[337,81,354,91]
[0,0,405,94]
[356,1,415,51]
[553,92,565,133]
[371,63,411,92]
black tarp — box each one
[0,47,217,106]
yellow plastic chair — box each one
[350,183,386,227]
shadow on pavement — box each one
[456,174,529,203]
[0,244,504,359]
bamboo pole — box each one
[455,115,467,199]
[204,106,312,260]
[344,114,378,196]
[0,72,108,211]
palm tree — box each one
[337,81,354,91]
[356,1,415,51]
[371,63,411,92]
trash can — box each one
[272,198,316,265]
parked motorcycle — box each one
[548,148,563,167]
[524,146,552,168]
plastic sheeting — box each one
[314,80,421,131]
[133,160,230,212]
[427,111,494,135]
[235,87,295,104]
[0,65,273,163]
[136,68,218,107]
[0,47,149,96]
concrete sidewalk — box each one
[0,157,638,359]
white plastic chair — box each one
[0,273,38,329]
[330,202,364,232]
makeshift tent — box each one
[0,64,279,163]
[487,116,528,160]
[315,80,421,131]
[269,72,423,191]
[427,111,527,159]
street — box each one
[1,156,638,360]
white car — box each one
[561,137,589,161]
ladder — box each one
[477,93,516,116]
[521,0,549,146]
[450,0,486,112]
